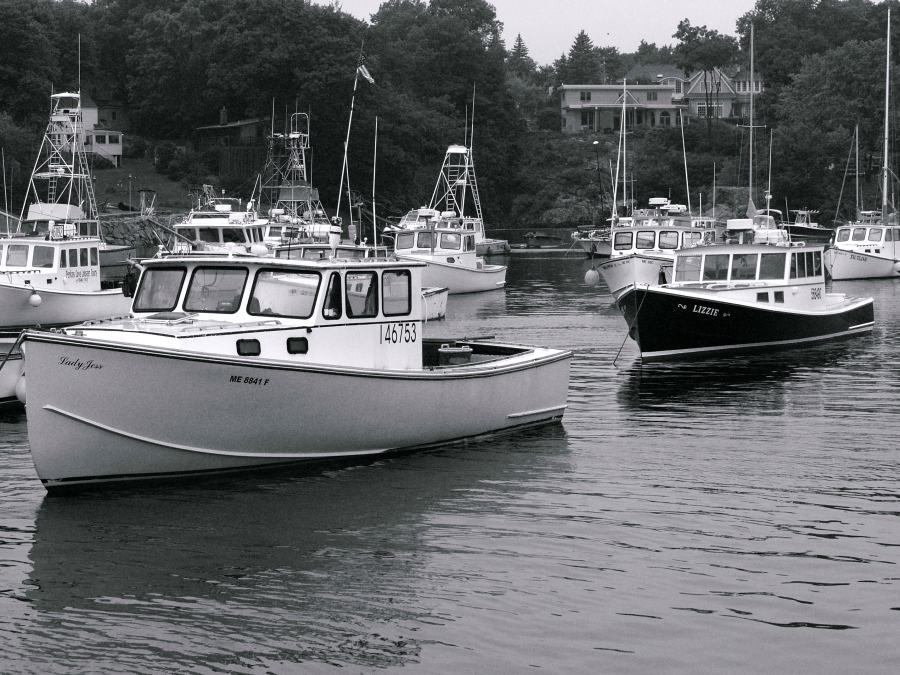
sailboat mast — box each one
[749,24,755,209]
[883,7,891,223]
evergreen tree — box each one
[557,30,602,84]
[508,34,536,78]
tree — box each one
[508,34,536,79]
[557,30,603,84]
[673,19,739,131]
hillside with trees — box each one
[0,0,897,229]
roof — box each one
[622,64,685,83]
[195,116,269,131]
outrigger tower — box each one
[18,92,100,237]
[429,144,483,223]
[260,112,329,237]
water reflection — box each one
[22,426,570,672]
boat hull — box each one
[576,238,611,258]
[0,283,131,329]
[21,333,570,488]
[785,224,833,244]
[824,248,900,280]
[620,286,874,361]
[398,256,507,294]
[421,286,448,320]
[476,238,510,256]
[598,254,670,301]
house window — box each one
[84,135,92,145]
[659,111,671,126]
[647,91,657,101]
[581,109,593,128]
[108,135,120,145]
[696,105,723,118]
[95,135,107,144]
[111,110,118,121]
[675,81,682,93]
[650,111,656,126]
[580,91,591,102]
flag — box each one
[746,198,757,218]
[357,53,375,84]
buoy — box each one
[584,268,600,287]
[249,244,268,257]
[791,286,799,295]
[14,375,25,405]
[28,293,41,307]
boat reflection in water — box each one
[23,425,570,670]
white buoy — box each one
[28,293,41,307]
[584,268,600,287]
[249,244,268,257]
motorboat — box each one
[172,184,270,255]
[595,199,722,299]
[614,236,874,361]
[825,212,900,279]
[386,145,509,256]
[389,211,506,293]
[784,210,833,244]
[17,253,568,488]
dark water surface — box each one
[2,252,899,674]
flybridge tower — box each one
[22,92,99,228]
[429,145,483,222]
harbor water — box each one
[1,250,899,673]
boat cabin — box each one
[833,224,900,254]
[103,256,429,370]
[393,227,477,259]
[274,244,390,261]
[670,243,827,308]
[611,227,706,257]
[0,233,104,291]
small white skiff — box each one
[19,254,569,489]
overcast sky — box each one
[327,0,758,65]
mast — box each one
[883,7,891,224]
[749,23,755,211]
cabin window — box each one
[702,254,729,281]
[759,252,787,280]
[417,231,434,249]
[287,337,309,354]
[674,255,701,282]
[80,248,88,266]
[33,246,55,268]
[59,249,66,268]
[851,228,867,241]
[757,292,769,302]
[184,267,249,313]
[248,270,320,319]
[774,291,785,303]
[613,231,633,250]
[682,232,703,247]
[78,222,98,237]
[236,339,261,357]
[636,231,655,249]
[223,228,245,244]
[868,228,883,242]
[886,229,893,242]
[322,272,343,320]
[658,231,678,249]
[730,253,758,280]
[395,232,415,250]
[133,267,186,312]
[382,270,412,317]
[440,232,461,250]
[68,249,78,267]
[345,271,378,318]
[198,228,220,243]
[464,235,475,252]
[836,229,850,242]
[91,247,98,266]
[6,245,28,267]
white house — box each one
[81,93,124,167]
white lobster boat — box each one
[0,92,132,403]
[390,211,506,293]
[825,214,900,280]
[18,254,569,489]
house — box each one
[193,108,270,178]
[560,63,763,133]
[80,92,124,167]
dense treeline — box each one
[0,0,897,226]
